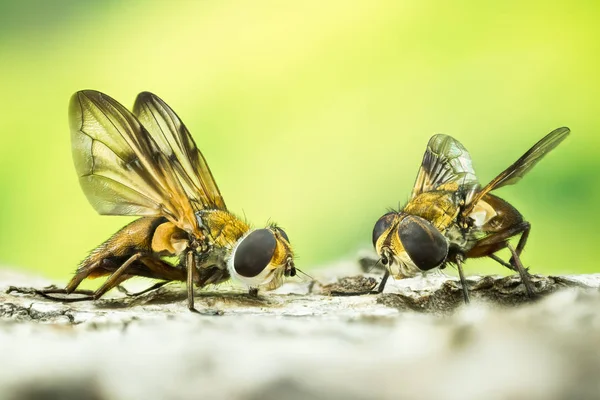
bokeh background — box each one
[0,0,598,282]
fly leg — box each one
[81,255,184,300]
[186,250,200,313]
[59,253,183,301]
[8,254,143,302]
[456,254,470,304]
[507,243,536,298]
[509,222,530,267]
[468,221,530,265]
[88,253,144,300]
[488,223,531,272]
[371,270,390,294]
[6,286,96,302]
[507,223,535,299]
[488,254,514,270]
[469,221,535,298]
[6,259,114,300]
[6,258,117,300]
[117,256,188,297]
[60,254,145,301]
[467,221,528,271]
[9,254,185,302]
[117,281,170,297]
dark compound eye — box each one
[274,227,290,243]
[398,216,448,271]
[372,212,396,247]
[234,229,276,278]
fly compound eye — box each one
[398,216,448,271]
[234,229,276,278]
[274,226,290,243]
[372,212,396,247]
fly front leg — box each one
[456,254,470,304]
[186,250,200,313]
[371,270,390,294]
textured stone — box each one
[2,267,600,400]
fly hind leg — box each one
[80,254,184,301]
[49,256,140,301]
[7,254,175,302]
[8,255,144,302]
[510,222,530,267]
[488,222,535,298]
[6,285,96,302]
[117,281,170,297]
[467,221,536,298]
[6,258,118,300]
[507,243,536,298]
[6,273,102,302]
[86,253,144,300]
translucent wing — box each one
[463,127,570,215]
[411,134,480,199]
[70,90,199,234]
[132,92,226,211]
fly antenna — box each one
[366,257,383,274]
[296,268,315,281]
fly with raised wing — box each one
[371,127,571,302]
[14,90,295,312]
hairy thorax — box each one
[403,191,461,233]
[193,209,250,287]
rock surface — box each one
[2,266,600,400]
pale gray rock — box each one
[1,265,600,400]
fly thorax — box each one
[196,246,229,271]
[445,224,470,249]
[196,209,250,248]
[194,246,231,287]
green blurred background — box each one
[0,0,598,282]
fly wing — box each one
[70,90,199,234]
[132,92,227,212]
[463,127,570,215]
[411,134,480,199]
